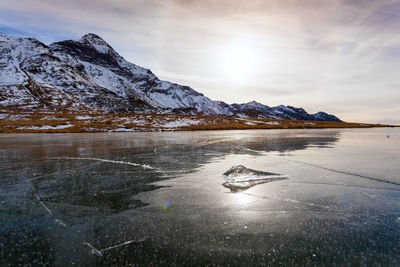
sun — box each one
[219,40,260,84]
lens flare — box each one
[162,200,170,211]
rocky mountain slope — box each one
[0,33,341,122]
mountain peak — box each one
[0,32,12,41]
[0,32,24,42]
[79,33,111,54]
[80,33,106,43]
[245,101,266,107]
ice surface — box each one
[222,165,288,192]
[1,128,399,266]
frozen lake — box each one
[1,128,399,266]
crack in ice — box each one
[281,158,400,186]
[46,157,154,170]
[100,238,147,252]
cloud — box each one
[0,0,399,123]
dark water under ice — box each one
[0,128,399,266]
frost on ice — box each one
[222,165,288,192]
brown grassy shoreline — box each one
[0,111,396,133]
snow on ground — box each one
[41,116,68,120]
[113,128,136,132]
[117,116,204,129]
[119,117,149,125]
[237,118,281,126]
[17,124,73,130]
[75,115,93,120]
[262,121,281,125]
[5,114,31,120]
[158,118,202,128]
[243,121,257,126]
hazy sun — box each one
[219,40,260,84]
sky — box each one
[1,0,399,124]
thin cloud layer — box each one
[0,0,399,123]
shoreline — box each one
[0,111,396,133]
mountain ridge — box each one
[0,33,341,122]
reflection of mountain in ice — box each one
[222,165,288,192]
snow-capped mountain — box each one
[0,33,341,122]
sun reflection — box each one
[233,192,254,205]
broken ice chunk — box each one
[222,165,288,192]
